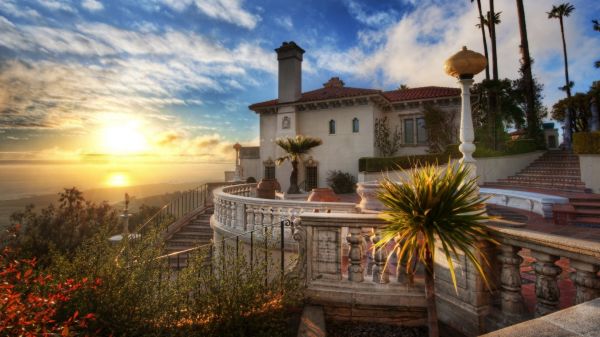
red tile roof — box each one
[248,81,459,111]
[383,86,460,102]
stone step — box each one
[171,233,213,241]
[520,168,581,176]
[571,201,600,209]
[574,209,600,217]
[505,175,584,183]
[486,182,589,193]
[499,178,586,186]
[570,217,600,227]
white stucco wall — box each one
[580,155,600,193]
[358,151,544,184]
[240,158,261,182]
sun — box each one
[106,172,130,187]
[100,120,149,155]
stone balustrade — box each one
[489,224,600,323]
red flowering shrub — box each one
[0,248,98,336]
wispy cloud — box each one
[161,0,260,29]
[344,0,397,28]
[82,0,104,12]
[37,0,76,13]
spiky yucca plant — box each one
[376,162,495,337]
[275,135,322,194]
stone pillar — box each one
[458,77,477,180]
[347,227,364,282]
[498,245,526,316]
[531,251,562,316]
[570,260,600,304]
[356,182,386,212]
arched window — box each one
[352,118,359,133]
[329,120,336,134]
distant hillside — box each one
[0,182,211,229]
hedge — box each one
[359,139,540,172]
[573,132,600,154]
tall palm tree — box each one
[593,19,599,68]
[516,0,539,141]
[275,135,322,194]
[548,3,575,97]
[376,162,494,337]
[488,0,499,81]
[472,0,490,80]
[548,3,575,148]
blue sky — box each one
[0,0,598,162]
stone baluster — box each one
[347,227,364,282]
[570,260,600,304]
[372,228,389,284]
[225,201,232,227]
[498,245,526,316]
[246,205,255,231]
[254,206,263,230]
[230,200,237,229]
[531,251,562,316]
[216,198,222,223]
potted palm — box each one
[275,135,322,194]
[376,162,495,337]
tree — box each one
[551,91,598,132]
[376,162,494,337]
[422,104,458,153]
[487,1,500,81]
[6,188,119,264]
[275,135,322,194]
[516,0,540,142]
[548,3,575,147]
[471,0,490,80]
[374,117,401,157]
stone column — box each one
[458,77,477,180]
[570,260,600,304]
[347,227,364,282]
[498,245,526,316]
[531,251,562,316]
[371,229,389,284]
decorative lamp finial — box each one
[444,46,487,79]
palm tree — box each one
[275,135,322,194]
[376,162,494,337]
[593,19,599,68]
[548,3,575,97]
[478,9,501,80]
[516,0,539,141]
[472,0,490,80]
[548,3,575,148]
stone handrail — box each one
[489,223,600,321]
[213,183,359,235]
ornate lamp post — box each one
[233,142,243,182]
[444,46,487,180]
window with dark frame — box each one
[329,119,336,134]
[352,118,359,133]
[306,166,318,190]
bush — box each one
[358,150,458,172]
[326,171,357,193]
[573,132,600,154]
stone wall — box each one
[579,154,600,193]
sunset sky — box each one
[1,0,599,163]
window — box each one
[263,159,275,179]
[352,118,359,133]
[282,116,290,129]
[329,120,336,134]
[416,118,427,144]
[404,119,414,144]
[306,166,318,190]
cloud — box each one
[344,0,397,28]
[314,0,600,107]
[275,16,293,30]
[37,0,76,13]
[161,0,260,29]
[82,0,104,12]
[0,1,41,19]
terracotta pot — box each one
[307,188,340,202]
[256,178,280,199]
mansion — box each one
[239,41,462,192]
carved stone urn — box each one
[256,178,280,199]
[307,188,340,202]
[356,181,385,212]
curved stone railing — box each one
[212,183,359,237]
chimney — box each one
[275,41,305,103]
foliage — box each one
[551,85,600,132]
[573,132,600,154]
[422,104,458,153]
[375,162,495,337]
[326,170,357,194]
[374,117,401,157]
[6,188,119,265]
[0,248,97,337]
[594,19,600,68]
[275,135,323,194]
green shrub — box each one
[504,138,540,154]
[573,132,600,154]
[326,170,357,193]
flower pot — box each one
[307,188,340,202]
[256,178,281,199]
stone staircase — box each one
[567,195,600,227]
[485,150,590,193]
[164,206,214,268]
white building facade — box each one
[242,42,462,192]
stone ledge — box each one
[480,298,600,337]
[480,187,568,218]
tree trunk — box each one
[476,0,490,81]
[516,0,539,141]
[425,248,439,337]
[559,16,574,149]
[559,17,571,98]
[489,1,499,81]
[287,160,300,194]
